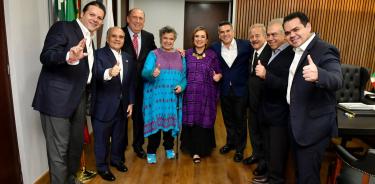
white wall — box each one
[130,0,185,49]
[4,0,49,183]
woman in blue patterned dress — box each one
[142,26,186,164]
[180,26,222,163]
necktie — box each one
[132,33,139,57]
[252,52,258,75]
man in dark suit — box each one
[32,2,105,184]
[244,23,272,176]
[121,8,157,159]
[254,18,294,184]
[211,21,252,162]
[283,12,342,183]
[91,27,135,181]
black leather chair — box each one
[335,64,370,148]
[336,64,370,103]
[327,144,375,184]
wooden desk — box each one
[337,108,375,136]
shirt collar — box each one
[127,26,141,38]
[110,48,122,56]
[76,18,91,38]
[294,33,316,52]
[221,39,237,50]
[274,42,289,53]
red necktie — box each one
[132,33,138,57]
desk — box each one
[337,108,375,136]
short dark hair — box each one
[218,21,232,29]
[83,1,106,18]
[159,26,177,42]
[283,12,309,27]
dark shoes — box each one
[219,144,234,154]
[110,162,128,172]
[243,155,259,165]
[233,152,244,162]
[134,147,147,159]
[97,170,116,181]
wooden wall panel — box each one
[236,0,375,90]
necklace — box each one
[192,48,206,59]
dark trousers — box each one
[266,126,289,184]
[248,108,265,158]
[130,90,145,150]
[220,89,247,153]
[92,107,127,172]
[147,130,174,154]
[40,91,86,184]
[291,135,330,184]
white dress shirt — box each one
[286,33,316,104]
[104,49,124,82]
[221,39,238,68]
[251,42,268,73]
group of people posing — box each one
[32,1,343,184]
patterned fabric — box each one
[182,48,221,128]
[132,33,138,57]
[142,48,187,137]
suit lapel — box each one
[296,36,319,71]
[122,54,129,84]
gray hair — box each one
[249,23,267,37]
[268,18,284,34]
[159,26,177,42]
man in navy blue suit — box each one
[283,12,342,183]
[32,2,105,183]
[211,21,252,162]
[91,27,135,181]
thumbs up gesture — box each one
[302,55,318,82]
[255,60,266,79]
[153,63,161,77]
[109,61,121,77]
[212,70,222,82]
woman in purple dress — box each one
[181,26,222,163]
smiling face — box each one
[80,5,105,33]
[249,26,267,51]
[193,30,208,49]
[107,27,125,52]
[218,24,234,46]
[127,9,145,34]
[161,32,175,51]
[266,23,286,50]
[283,17,311,48]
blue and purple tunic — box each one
[142,48,187,137]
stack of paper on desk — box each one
[338,102,375,110]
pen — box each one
[344,112,355,118]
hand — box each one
[153,64,161,77]
[127,104,133,118]
[212,70,222,82]
[109,61,121,77]
[176,48,185,57]
[255,60,266,79]
[174,85,182,94]
[302,55,318,82]
[68,38,87,63]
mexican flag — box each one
[55,0,78,21]
[371,72,375,88]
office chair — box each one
[336,64,370,102]
[327,144,375,184]
[335,64,370,148]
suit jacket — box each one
[121,27,156,92]
[260,45,294,126]
[32,20,90,118]
[211,39,252,97]
[91,45,135,122]
[289,35,342,146]
[248,44,272,111]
